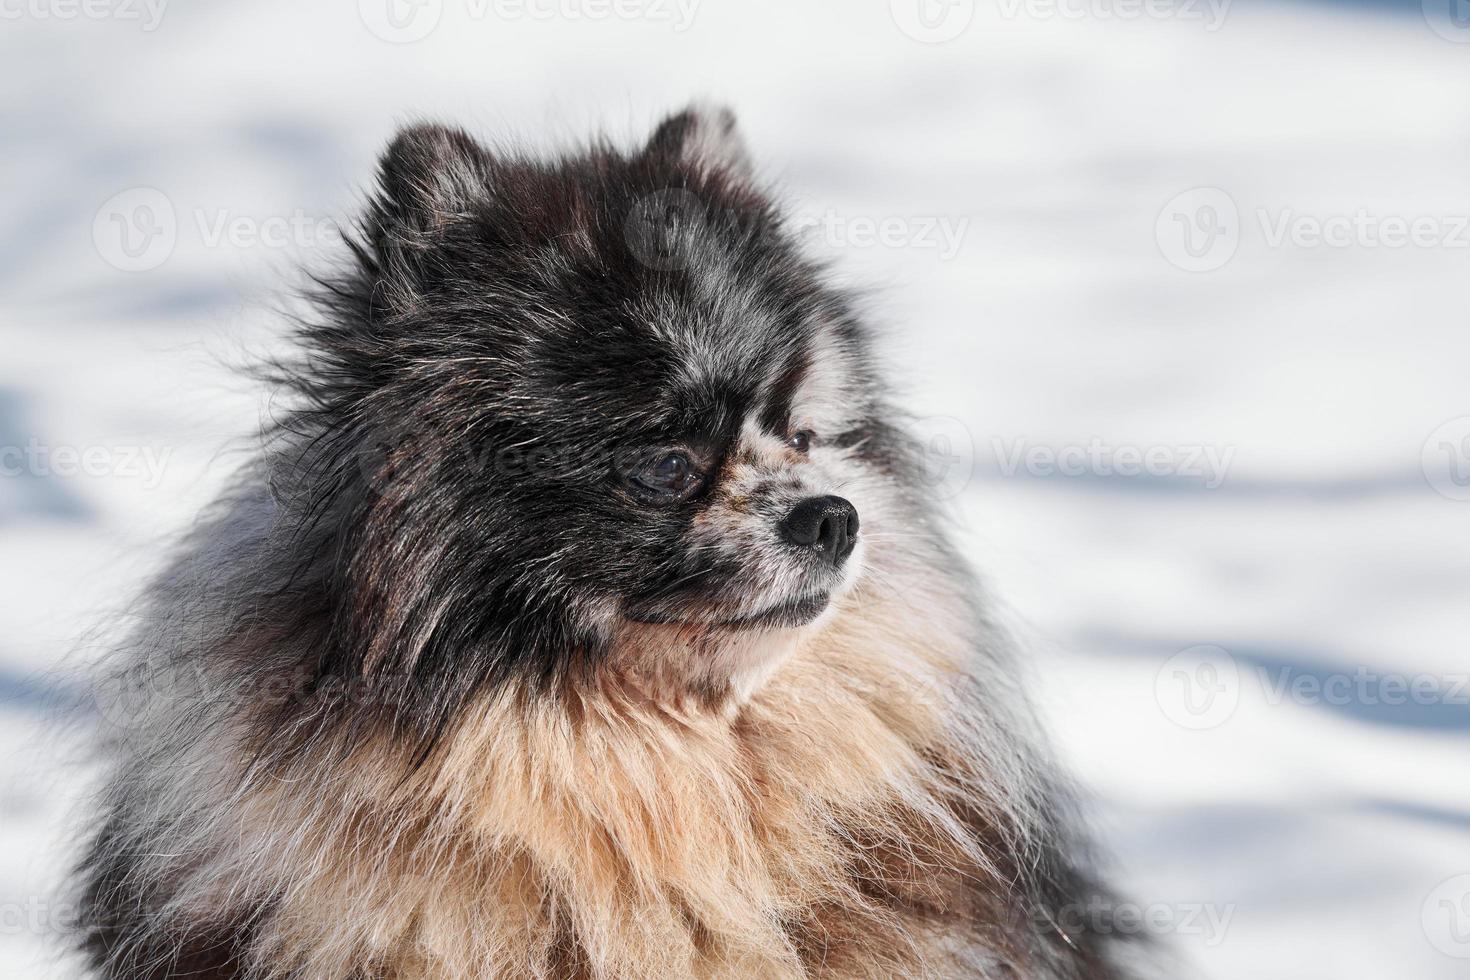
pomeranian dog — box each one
[76,106,1138,979]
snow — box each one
[3,1,1469,976]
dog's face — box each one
[504,291,883,697]
[317,108,903,708]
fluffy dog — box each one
[76,106,1137,979]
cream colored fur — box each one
[147,523,1045,979]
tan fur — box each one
[79,113,1124,980]
[81,359,1071,978]
[180,550,1037,980]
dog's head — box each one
[294,107,914,721]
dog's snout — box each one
[779,495,859,566]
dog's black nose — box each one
[779,495,859,566]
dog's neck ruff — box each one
[219,570,1045,978]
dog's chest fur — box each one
[197,571,1046,979]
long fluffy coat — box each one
[75,106,1136,979]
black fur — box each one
[264,113,885,746]
[74,108,1146,979]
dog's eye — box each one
[787,430,813,454]
[629,451,701,502]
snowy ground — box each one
[3,1,1470,977]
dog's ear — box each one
[644,103,753,179]
[377,123,492,231]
